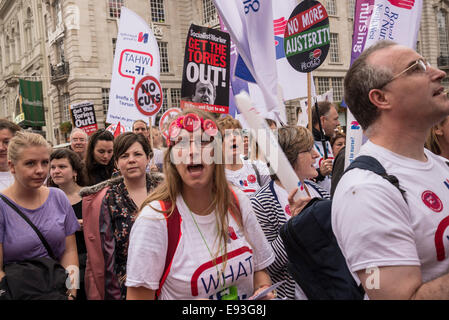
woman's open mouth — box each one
[187,164,204,174]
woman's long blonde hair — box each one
[425,117,449,155]
[140,109,242,267]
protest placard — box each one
[159,108,181,139]
[106,7,160,128]
[70,101,98,135]
[180,24,230,114]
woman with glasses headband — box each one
[125,109,275,300]
[250,126,330,300]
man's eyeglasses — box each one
[379,58,431,89]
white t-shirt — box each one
[313,140,334,193]
[125,187,275,300]
[332,140,449,285]
[0,171,14,191]
[225,160,271,196]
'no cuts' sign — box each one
[134,76,163,116]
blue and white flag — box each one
[213,0,279,118]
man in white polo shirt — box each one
[332,40,449,299]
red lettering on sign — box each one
[285,3,328,38]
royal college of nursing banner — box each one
[18,79,46,127]
[107,7,160,128]
[344,0,422,169]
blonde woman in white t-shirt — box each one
[125,109,275,300]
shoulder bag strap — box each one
[0,194,57,260]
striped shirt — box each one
[250,180,330,300]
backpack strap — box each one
[344,155,407,204]
[156,200,182,299]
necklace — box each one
[185,200,226,290]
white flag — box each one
[213,0,279,116]
[107,7,160,128]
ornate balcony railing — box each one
[50,61,70,84]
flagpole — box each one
[149,117,154,150]
[307,73,312,131]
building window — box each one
[158,41,169,73]
[15,23,21,58]
[5,37,10,65]
[109,0,124,19]
[25,8,33,51]
[150,0,165,23]
[331,77,344,101]
[10,35,16,63]
[326,0,337,16]
[44,14,48,40]
[349,0,355,19]
[315,77,344,102]
[112,38,117,58]
[202,0,218,25]
[61,93,70,122]
[170,88,181,108]
[53,0,62,31]
[437,11,449,57]
[102,88,110,118]
[161,88,168,113]
[329,33,340,63]
[57,39,65,62]
[316,77,330,95]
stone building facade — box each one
[0,0,447,143]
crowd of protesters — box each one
[0,40,449,300]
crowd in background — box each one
[1,40,449,300]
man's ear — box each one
[368,88,391,111]
[320,115,326,126]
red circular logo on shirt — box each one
[421,190,443,213]
[247,174,256,184]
